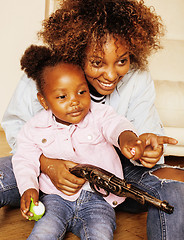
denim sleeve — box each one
[1,74,42,154]
[126,71,165,164]
[124,71,164,136]
[107,70,165,164]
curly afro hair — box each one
[20,45,63,93]
[39,0,165,70]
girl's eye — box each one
[58,95,66,99]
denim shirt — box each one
[1,69,164,163]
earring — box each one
[44,106,48,110]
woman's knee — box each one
[0,156,20,207]
[152,167,184,182]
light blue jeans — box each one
[0,155,184,240]
[120,155,184,240]
[28,191,116,240]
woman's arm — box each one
[40,155,85,195]
[114,70,178,166]
[125,71,164,136]
[1,74,42,153]
[117,71,166,164]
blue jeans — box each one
[0,156,20,207]
[28,191,116,240]
[0,155,184,240]
[120,155,184,240]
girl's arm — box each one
[12,124,41,196]
[20,188,39,219]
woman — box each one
[1,0,184,239]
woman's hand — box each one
[40,155,86,195]
[138,133,178,168]
[21,188,39,219]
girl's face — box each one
[38,63,91,126]
[84,35,130,95]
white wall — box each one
[144,0,184,82]
[144,0,184,41]
[0,0,45,122]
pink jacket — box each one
[12,102,137,207]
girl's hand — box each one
[40,155,85,195]
[119,131,145,160]
[138,133,178,168]
[21,188,39,219]
[121,140,145,161]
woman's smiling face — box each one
[84,35,130,95]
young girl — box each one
[1,1,183,239]
[12,44,148,239]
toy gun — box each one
[69,164,174,214]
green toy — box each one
[28,198,45,221]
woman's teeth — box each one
[100,82,114,87]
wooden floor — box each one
[0,128,183,240]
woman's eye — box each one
[118,58,128,66]
[91,60,103,68]
[78,90,86,95]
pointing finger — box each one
[157,136,178,145]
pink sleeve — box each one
[12,123,41,196]
[92,103,138,147]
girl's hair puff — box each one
[39,0,165,70]
[20,45,62,94]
